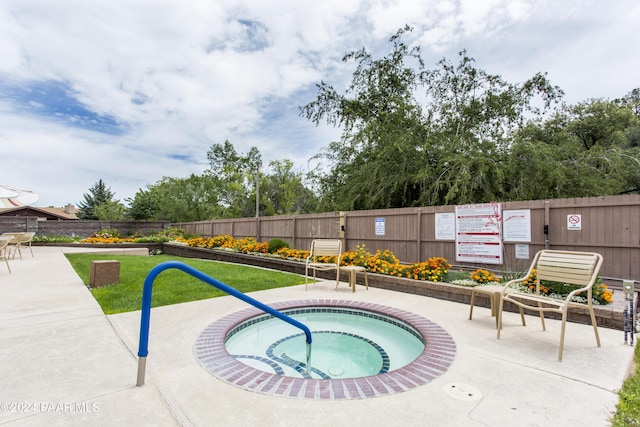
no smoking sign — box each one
[567,214,582,230]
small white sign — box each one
[567,214,582,230]
[515,244,530,259]
[435,212,456,240]
[375,217,385,236]
[503,209,531,242]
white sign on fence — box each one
[515,244,530,259]
[503,209,531,242]
[455,203,503,265]
[375,217,385,236]
[567,214,582,230]
[435,212,456,240]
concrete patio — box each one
[0,246,635,426]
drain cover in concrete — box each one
[442,383,482,401]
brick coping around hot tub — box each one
[193,299,457,400]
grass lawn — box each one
[65,254,307,314]
[613,342,640,426]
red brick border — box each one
[194,300,456,399]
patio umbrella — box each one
[0,184,39,208]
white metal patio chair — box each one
[18,232,35,258]
[0,233,22,260]
[305,239,342,290]
[496,250,604,361]
[0,237,12,273]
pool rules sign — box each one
[455,203,503,265]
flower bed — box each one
[178,235,612,306]
[79,227,186,244]
[181,236,451,282]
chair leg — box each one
[11,246,21,260]
[491,293,499,328]
[305,266,317,290]
[558,308,569,361]
[519,306,526,326]
[588,306,601,347]
[350,270,356,292]
[469,290,477,320]
[363,271,368,290]
[497,296,504,339]
[335,269,348,290]
[538,301,546,331]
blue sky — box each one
[1,0,639,207]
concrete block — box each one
[89,260,120,288]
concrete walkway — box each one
[0,246,636,426]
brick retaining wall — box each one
[0,218,170,238]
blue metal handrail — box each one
[136,260,312,386]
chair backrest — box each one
[535,250,603,287]
[0,237,10,252]
[19,232,35,243]
[309,239,342,261]
[0,233,21,244]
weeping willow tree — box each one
[301,26,563,209]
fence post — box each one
[339,211,346,250]
[544,201,550,249]
[292,216,297,250]
[416,208,422,263]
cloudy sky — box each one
[1,0,638,208]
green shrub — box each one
[267,238,289,253]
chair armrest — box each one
[500,277,526,294]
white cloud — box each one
[0,0,638,207]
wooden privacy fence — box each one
[173,195,640,284]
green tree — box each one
[616,88,640,117]
[418,51,563,205]
[77,179,115,220]
[565,99,635,150]
[302,26,429,210]
[94,199,126,220]
[302,27,563,209]
[206,141,262,217]
[615,88,640,148]
[261,159,318,215]
[126,188,160,221]
[148,175,219,222]
[126,175,220,222]
[505,98,640,199]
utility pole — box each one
[255,166,260,218]
[255,166,260,241]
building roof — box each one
[0,205,78,220]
